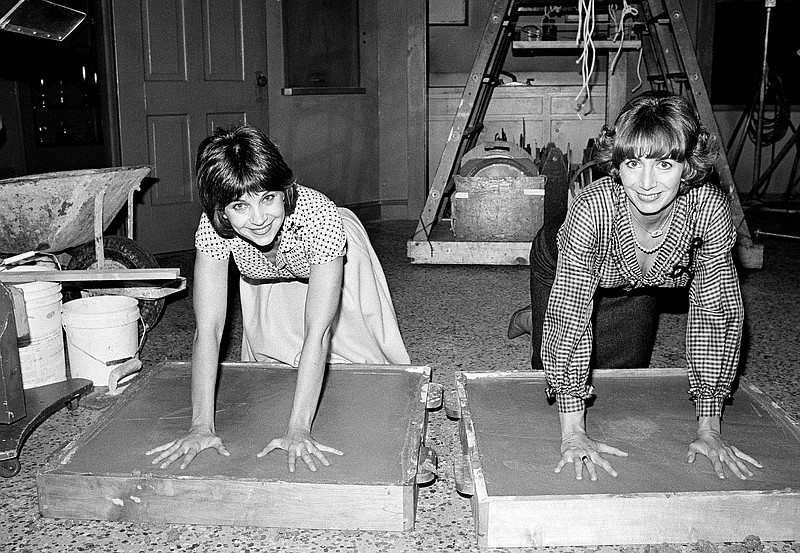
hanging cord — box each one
[608,1,638,75]
[574,0,596,118]
[631,45,645,93]
[747,70,792,146]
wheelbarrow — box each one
[0,166,185,329]
[0,167,185,477]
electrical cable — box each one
[746,70,792,147]
[574,0,596,118]
[631,46,644,93]
[608,0,638,75]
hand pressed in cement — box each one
[688,429,763,480]
[555,430,629,481]
[146,425,230,469]
[259,427,343,473]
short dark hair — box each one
[196,125,297,238]
[594,91,719,191]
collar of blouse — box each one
[610,182,698,287]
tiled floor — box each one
[2,208,799,552]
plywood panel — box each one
[37,362,432,531]
[456,369,800,548]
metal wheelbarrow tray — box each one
[0,167,185,326]
[0,166,151,254]
[36,361,439,531]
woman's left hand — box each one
[687,429,762,479]
[258,428,343,473]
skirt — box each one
[239,208,411,366]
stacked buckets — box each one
[11,278,66,388]
[10,266,140,389]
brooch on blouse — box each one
[669,237,703,279]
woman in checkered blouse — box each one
[147,125,409,473]
[513,91,761,481]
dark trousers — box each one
[529,224,658,371]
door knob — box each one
[255,72,267,103]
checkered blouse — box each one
[542,177,744,418]
[194,184,347,279]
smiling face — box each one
[223,190,285,247]
[618,156,684,216]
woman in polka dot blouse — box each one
[147,125,410,472]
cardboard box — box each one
[454,369,800,548]
[451,176,545,241]
[37,361,435,531]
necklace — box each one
[627,203,675,254]
[629,204,675,238]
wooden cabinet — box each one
[428,78,607,185]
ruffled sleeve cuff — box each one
[546,386,594,413]
[688,384,731,418]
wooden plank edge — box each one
[407,239,531,265]
[455,372,491,548]
[159,360,431,374]
[37,473,410,531]
[482,490,800,548]
[0,268,181,283]
[401,367,432,485]
[460,368,688,381]
[512,39,642,50]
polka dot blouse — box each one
[194,184,347,280]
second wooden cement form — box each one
[455,369,800,548]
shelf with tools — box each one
[512,40,641,50]
[411,0,763,268]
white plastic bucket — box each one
[11,279,67,389]
[62,295,140,387]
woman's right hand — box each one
[145,426,230,470]
[555,431,628,481]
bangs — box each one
[613,119,689,163]
[210,151,271,209]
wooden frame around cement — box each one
[37,361,432,531]
[455,369,800,549]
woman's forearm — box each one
[697,415,721,436]
[288,257,343,432]
[287,331,330,431]
[190,328,223,431]
[189,251,230,433]
[559,409,587,439]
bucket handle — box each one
[63,316,149,367]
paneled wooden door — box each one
[112,0,269,253]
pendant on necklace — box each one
[650,229,663,238]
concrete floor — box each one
[2,208,800,553]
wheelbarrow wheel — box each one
[63,236,166,329]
